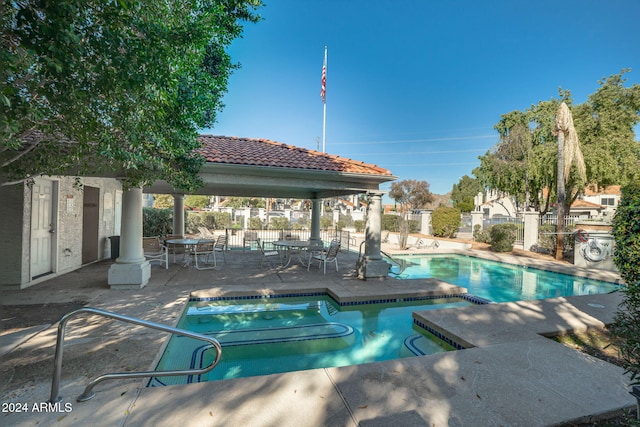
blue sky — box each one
[204,0,640,196]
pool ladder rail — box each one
[49,307,222,403]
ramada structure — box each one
[0,136,396,289]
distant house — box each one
[478,190,518,219]
[578,185,621,219]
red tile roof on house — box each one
[197,135,392,176]
[583,185,621,196]
[571,199,605,209]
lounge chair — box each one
[197,227,216,239]
[307,240,340,274]
[143,237,168,269]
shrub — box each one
[535,222,575,256]
[473,224,491,243]
[407,219,419,234]
[611,182,640,387]
[489,223,517,252]
[432,207,460,238]
[248,216,263,230]
[354,220,365,232]
[382,214,400,232]
[320,216,332,229]
[186,211,231,233]
[270,217,290,229]
[143,207,172,237]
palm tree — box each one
[553,102,587,260]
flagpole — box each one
[321,46,327,153]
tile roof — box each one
[571,199,605,209]
[583,185,621,196]
[197,135,393,176]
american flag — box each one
[320,61,326,103]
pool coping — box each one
[1,248,635,427]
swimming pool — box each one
[150,294,473,385]
[388,254,620,302]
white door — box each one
[31,178,55,278]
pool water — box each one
[389,254,620,302]
[151,295,471,385]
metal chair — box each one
[243,231,259,252]
[214,235,227,263]
[257,238,281,268]
[192,240,216,270]
[307,240,340,274]
[143,237,168,269]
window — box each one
[601,197,616,206]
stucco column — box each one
[360,191,389,278]
[523,210,540,252]
[108,187,150,289]
[471,211,483,235]
[309,197,323,249]
[172,194,185,236]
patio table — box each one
[273,240,314,268]
[166,239,214,265]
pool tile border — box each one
[189,291,488,307]
[188,291,486,352]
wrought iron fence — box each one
[211,228,353,252]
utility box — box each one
[109,236,120,260]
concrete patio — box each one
[0,245,635,426]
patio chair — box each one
[307,240,340,274]
[243,231,259,252]
[214,235,227,263]
[192,240,216,270]
[143,237,168,269]
[257,238,281,268]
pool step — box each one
[402,334,452,356]
[208,322,354,347]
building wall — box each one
[0,176,122,289]
[0,184,27,284]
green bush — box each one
[611,182,640,387]
[489,223,517,252]
[186,211,231,233]
[535,222,575,256]
[432,207,460,238]
[382,214,400,232]
[143,207,172,237]
[320,216,332,229]
[473,224,491,243]
[248,216,263,230]
[270,217,290,229]
[354,220,365,232]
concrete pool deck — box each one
[0,246,635,426]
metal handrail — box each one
[50,307,222,403]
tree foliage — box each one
[389,179,434,212]
[474,70,640,214]
[451,175,483,212]
[153,194,174,209]
[1,0,262,189]
[184,195,210,209]
[611,182,640,386]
